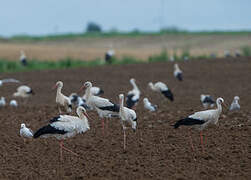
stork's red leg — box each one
[123,129,126,150]
[200,131,205,153]
[102,119,105,135]
[59,140,63,161]
[188,130,195,152]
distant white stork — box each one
[81,81,120,135]
[105,47,115,64]
[53,81,72,114]
[0,78,20,86]
[119,94,137,150]
[126,78,140,109]
[20,50,28,66]
[33,106,90,161]
[13,85,34,98]
[173,63,183,81]
[9,100,18,107]
[0,97,6,107]
[148,81,174,101]
[229,96,240,111]
[20,123,33,141]
[69,93,90,110]
[143,98,157,112]
[173,97,226,152]
[224,50,231,58]
[200,94,215,108]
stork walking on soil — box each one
[143,98,157,112]
[126,78,140,109]
[53,81,72,114]
[148,81,174,101]
[33,106,90,161]
[119,94,137,150]
[13,85,34,98]
[174,63,183,81]
[173,97,226,152]
[81,81,120,135]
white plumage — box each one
[174,97,225,152]
[126,78,140,109]
[119,94,137,150]
[0,97,6,107]
[148,81,174,101]
[20,123,33,138]
[143,98,157,112]
[9,100,18,107]
[53,81,72,114]
[229,96,240,111]
[90,86,104,96]
[200,94,215,108]
[173,63,183,81]
[0,78,20,86]
[34,106,90,161]
[13,85,34,98]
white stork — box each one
[0,78,20,86]
[119,94,137,150]
[20,50,28,66]
[148,81,174,101]
[200,94,215,108]
[10,100,18,107]
[0,97,6,107]
[33,106,90,161]
[174,63,183,81]
[81,81,120,135]
[173,97,226,152]
[126,78,140,109]
[53,81,72,114]
[69,93,90,110]
[13,85,34,98]
[20,123,33,142]
[143,98,157,112]
[229,96,240,111]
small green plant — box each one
[148,49,169,62]
[241,46,251,57]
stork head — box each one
[79,81,92,92]
[130,78,135,83]
[77,106,90,119]
[234,96,240,101]
[216,97,227,108]
[21,123,25,128]
[53,81,63,89]
[119,94,124,104]
[143,98,148,103]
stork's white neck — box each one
[85,86,92,102]
[131,80,139,91]
[56,85,63,96]
[216,100,223,115]
[119,97,125,116]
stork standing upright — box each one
[229,96,240,111]
[81,81,119,135]
[20,50,28,66]
[173,97,226,152]
[20,123,33,143]
[148,81,174,101]
[126,78,140,109]
[200,94,215,108]
[33,106,90,161]
[0,97,6,107]
[53,81,72,114]
[173,63,183,81]
[119,94,137,150]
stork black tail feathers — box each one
[173,118,205,129]
[33,124,67,138]
[177,73,183,81]
[98,89,104,95]
[161,90,174,101]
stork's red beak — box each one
[52,84,57,90]
[222,102,228,109]
[84,112,92,121]
[78,86,85,93]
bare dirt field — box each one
[1,34,251,61]
[0,57,251,179]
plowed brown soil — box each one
[0,57,251,179]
